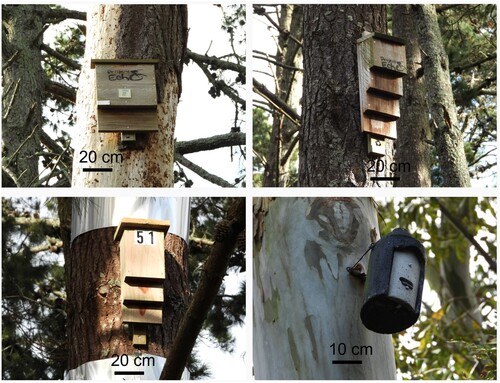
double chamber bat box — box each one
[114,218,170,325]
[357,33,406,155]
[91,59,159,133]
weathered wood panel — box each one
[95,63,157,107]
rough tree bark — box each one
[71,5,187,187]
[2,5,45,187]
[300,5,394,187]
[263,5,303,187]
[66,226,189,370]
[412,5,471,187]
[253,197,396,379]
[392,5,432,187]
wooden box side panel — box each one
[96,64,157,107]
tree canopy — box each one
[378,197,496,379]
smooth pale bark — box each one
[2,5,45,186]
[264,5,303,187]
[72,5,187,187]
[412,5,471,187]
[253,197,396,379]
[300,5,394,187]
[392,5,432,187]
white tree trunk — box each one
[72,5,186,187]
[253,197,396,379]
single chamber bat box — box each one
[357,33,406,140]
[360,228,425,334]
[91,59,159,133]
[114,217,170,325]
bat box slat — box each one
[367,72,403,99]
[362,116,397,140]
[121,283,164,306]
[363,94,400,121]
[122,306,163,324]
[97,109,158,133]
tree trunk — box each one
[263,5,303,187]
[300,5,394,187]
[438,199,482,332]
[253,197,396,379]
[65,198,189,375]
[2,5,45,187]
[412,5,471,187]
[392,5,432,187]
[71,5,187,187]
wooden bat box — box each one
[114,217,170,325]
[357,33,406,140]
[91,59,159,133]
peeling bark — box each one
[253,197,396,379]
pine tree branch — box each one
[280,134,299,167]
[44,80,76,103]
[174,154,233,187]
[435,4,462,13]
[432,198,497,273]
[193,59,245,107]
[187,49,244,74]
[39,130,73,162]
[5,216,60,229]
[189,237,214,246]
[253,52,303,72]
[253,79,301,126]
[44,7,87,22]
[2,49,21,71]
[2,165,19,187]
[40,43,82,70]
[452,54,496,74]
[175,132,245,155]
[160,199,245,380]
[253,5,303,47]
